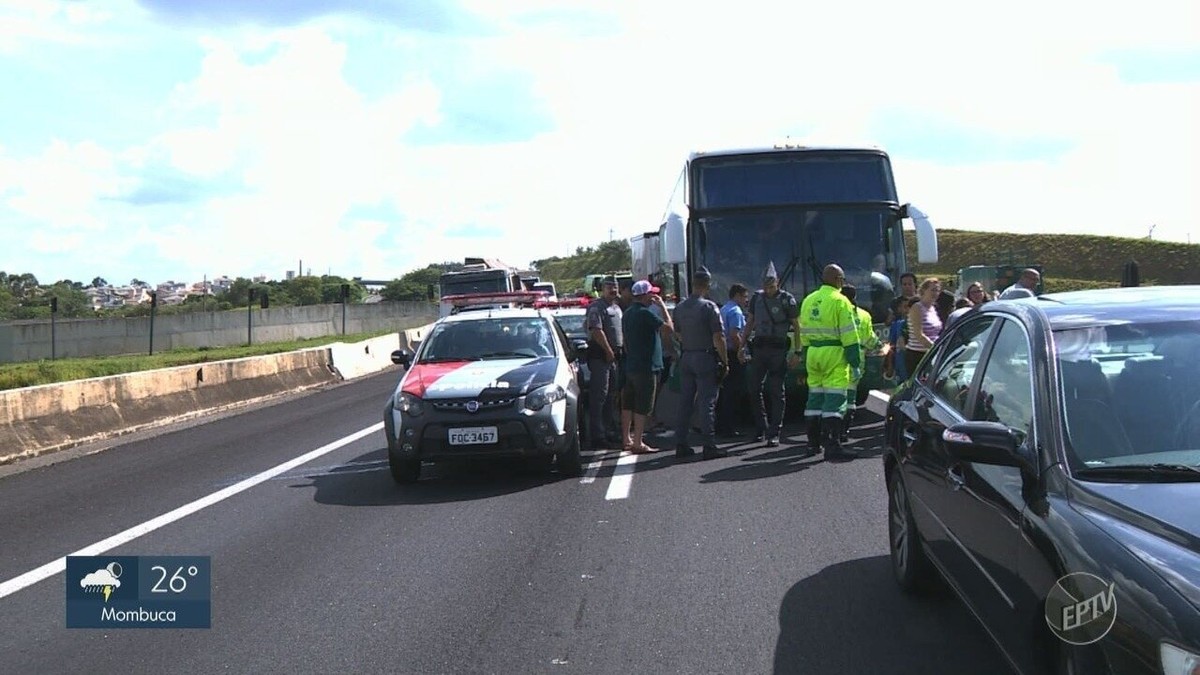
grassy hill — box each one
[530,240,632,295]
[904,229,1200,292]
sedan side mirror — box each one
[391,348,414,368]
[571,339,589,358]
[942,421,1029,469]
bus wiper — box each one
[1074,463,1200,482]
[778,247,801,293]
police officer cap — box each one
[693,266,712,281]
[601,276,618,287]
[763,261,778,281]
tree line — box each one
[0,239,630,321]
[0,272,370,321]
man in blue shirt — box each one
[716,283,749,437]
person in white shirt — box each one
[998,268,1041,300]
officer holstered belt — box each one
[752,336,788,349]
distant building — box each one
[286,270,295,280]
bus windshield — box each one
[693,207,899,322]
[694,152,897,209]
[440,271,510,297]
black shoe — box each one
[675,444,695,458]
[753,433,765,443]
[805,417,823,451]
[800,445,821,458]
[821,418,855,461]
[702,444,727,459]
[765,437,780,447]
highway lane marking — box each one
[0,422,384,602]
[604,452,643,500]
[580,449,622,484]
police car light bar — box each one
[443,290,549,309]
[533,297,591,309]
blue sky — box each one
[0,0,1197,286]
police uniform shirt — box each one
[675,296,724,351]
[749,290,798,338]
[585,298,624,350]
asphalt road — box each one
[0,370,1011,674]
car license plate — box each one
[448,427,498,445]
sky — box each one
[0,0,1197,286]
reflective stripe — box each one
[821,412,843,418]
[804,409,822,416]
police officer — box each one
[799,264,860,461]
[743,261,800,447]
[840,284,888,442]
[585,276,623,449]
[673,266,729,460]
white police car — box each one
[385,304,585,484]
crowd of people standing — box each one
[582,265,1042,462]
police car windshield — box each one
[693,207,896,320]
[420,317,557,362]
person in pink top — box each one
[904,278,943,375]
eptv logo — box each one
[1045,573,1118,645]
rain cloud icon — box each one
[80,562,123,602]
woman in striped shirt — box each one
[904,278,944,376]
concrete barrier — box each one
[0,323,439,465]
[865,390,891,416]
[329,333,402,381]
[0,347,342,465]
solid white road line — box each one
[0,422,384,601]
[579,449,622,484]
[604,452,642,500]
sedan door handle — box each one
[902,425,919,446]
[947,466,966,490]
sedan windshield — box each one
[420,317,556,362]
[1055,319,1200,470]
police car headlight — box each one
[1161,642,1200,675]
[394,391,425,417]
[525,384,565,411]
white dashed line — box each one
[604,452,643,500]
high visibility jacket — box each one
[855,306,881,352]
[799,285,859,351]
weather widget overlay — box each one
[66,556,211,629]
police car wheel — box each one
[557,429,583,477]
[389,454,421,484]
[888,469,935,593]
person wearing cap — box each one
[584,276,624,450]
[839,283,889,442]
[672,266,729,460]
[742,261,800,447]
[799,264,860,461]
[619,279,674,453]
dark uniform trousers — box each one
[748,341,788,438]
[675,349,720,448]
[587,353,620,446]
[715,348,747,434]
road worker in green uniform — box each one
[799,264,860,461]
[840,283,889,442]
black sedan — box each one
[882,286,1200,675]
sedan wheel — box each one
[888,469,935,593]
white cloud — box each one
[1,0,1197,285]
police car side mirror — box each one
[571,339,589,360]
[391,349,414,368]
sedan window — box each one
[973,320,1035,444]
[929,317,998,416]
[420,318,557,362]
